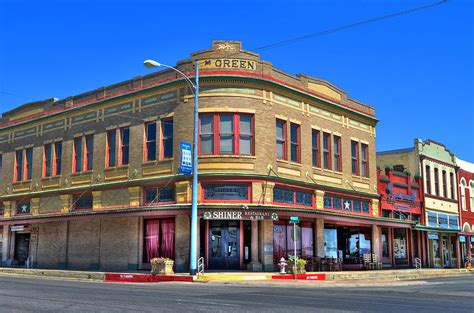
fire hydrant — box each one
[278,257,287,274]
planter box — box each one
[151,260,174,275]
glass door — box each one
[208,221,240,270]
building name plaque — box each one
[200,59,257,71]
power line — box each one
[249,0,449,52]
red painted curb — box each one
[104,273,193,283]
[271,274,326,281]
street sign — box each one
[289,216,299,224]
[178,142,192,175]
[460,236,466,243]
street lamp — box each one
[144,59,200,275]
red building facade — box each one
[377,166,425,267]
[457,159,474,266]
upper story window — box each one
[16,201,31,215]
[73,193,93,210]
[442,170,447,198]
[425,165,431,194]
[434,167,439,196]
[460,179,467,211]
[106,130,117,167]
[361,143,369,177]
[312,129,320,168]
[323,133,331,170]
[120,127,130,165]
[107,127,130,167]
[333,135,341,172]
[0,153,3,183]
[351,141,359,175]
[15,148,33,182]
[276,119,287,160]
[273,187,313,207]
[203,183,250,202]
[199,113,254,156]
[145,122,157,161]
[145,186,175,204]
[44,142,62,177]
[161,119,173,159]
[290,123,300,163]
[73,135,94,173]
[449,172,455,200]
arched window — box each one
[470,181,474,212]
[460,178,467,211]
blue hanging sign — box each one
[178,142,192,175]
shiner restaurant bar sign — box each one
[203,210,278,221]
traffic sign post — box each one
[289,216,299,280]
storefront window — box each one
[393,229,407,259]
[144,218,175,262]
[381,228,389,258]
[273,221,314,263]
[450,236,457,258]
[433,239,440,258]
[324,228,338,258]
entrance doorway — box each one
[14,233,30,266]
[208,221,240,270]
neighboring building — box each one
[457,158,474,265]
[0,40,382,272]
[377,139,460,268]
[377,166,424,268]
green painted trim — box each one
[414,224,460,233]
[1,172,379,200]
[379,177,390,183]
[393,172,408,178]
[393,182,409,188]
[410,184,420,189]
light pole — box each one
[144,59,199,275]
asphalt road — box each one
[0,275,473,313]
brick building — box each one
[377,139,461,268]
[0,40,390,272]
[457,158,474,265]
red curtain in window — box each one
[146,220,160,262]
[160,218,175,259]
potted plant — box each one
[150,257,174,275]
[287,256,307,274]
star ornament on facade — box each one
[21,204,28,213]
[344,201,351,211]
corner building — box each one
[1,41,384,272]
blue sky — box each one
[1,0,472,160]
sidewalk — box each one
[0,266,471,284]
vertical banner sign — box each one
[179,142,193,175]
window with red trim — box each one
[14,148,33,181]
[85,135,94,171]
[73,135,93,173]
[120,127,130,165]
[44,143,53,177]
[323,132,331,170]
[333,135,341,172]
[361,143,369,177]
[161,119,173,159]
[73,193,93,210]
[199,113,254,156]
[290,123,300,163]
[106,130,117,167]
[25,148,33,180]
[351,141,359,175]
[312,129,320,168]
[145,122,157,161]
[276,119,287,160]
[54,142,62,176]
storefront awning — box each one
[414,224,460,233]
